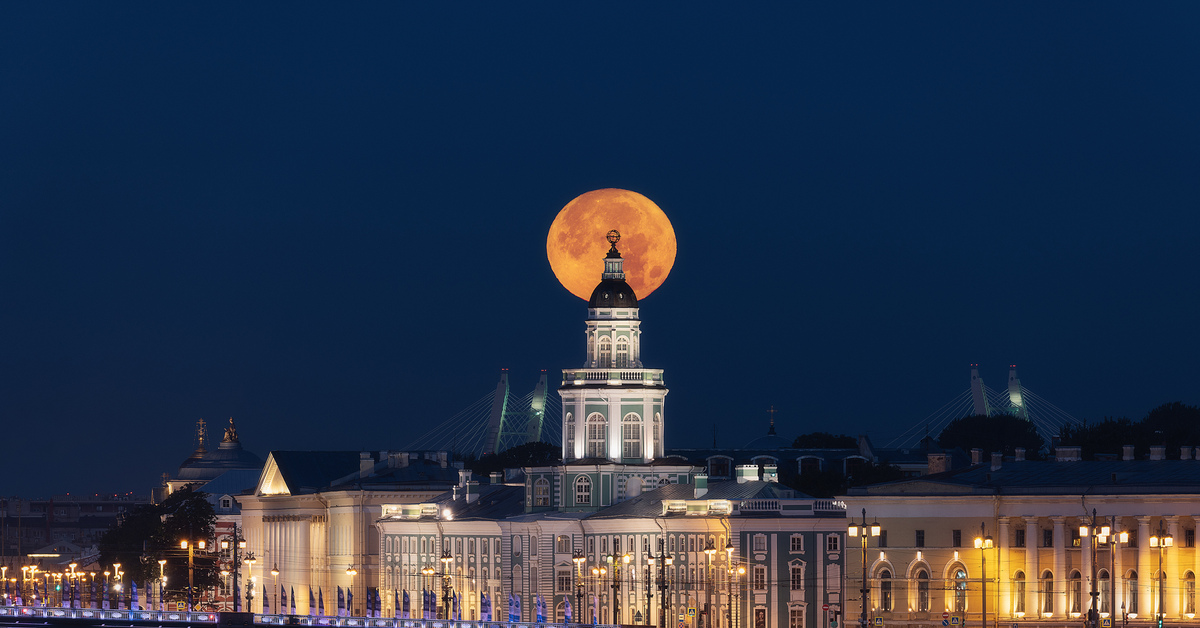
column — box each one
[643,399,654,461]
[1113,517,1124,617]
[1052,517,1066,617]
[1025,518,1039,616]
[608,398,621,462]
[1138,516,1152,618]
[998,518,1010,617]
[1167,516,1181,618]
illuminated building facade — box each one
[842,446,1200,628]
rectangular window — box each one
[1014,529,1026,548]
[826,535,839,552]
[753,566,767,590]
[755,535,767,552]
[879,530,887,548]
[790,565,803,590]
[1043,529,1053,548]
[790,535,804,552]
[1071,528,1081,547]
[915,530,925,548]
[1187,530,1196,548]
[622,423,642,459]
[789,609,804,628]
[557,570,572,593]
[557,535,571,554]
[952,530,961,547]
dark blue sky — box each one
[2,3,1197,498]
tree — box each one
[466,441,561,476]
[937,414,1044,459]
[1058,402,1200,460]
[792,432,857,449]
[98,486,219,602]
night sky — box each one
[3,4,1197,498]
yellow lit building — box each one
[842,446,1200,628]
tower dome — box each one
[587,229,638,308]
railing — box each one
[561,369,664,386]
[0,606,218,622]
[0,605,615,628]
[740,499,781,512]
[814,499,848,512]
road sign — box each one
[823,605,830,611]
[874,618,882,626]
[1102,620,1112,628]
[942,612,950,620]
[688,608,697,618]
[951,617,961,625]
[679,615,685,621]
[942,622,948,626]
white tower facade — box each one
[560,231,667,464]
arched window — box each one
[1070,570,1082,614]
[1127,571,1139,615]
[597,336,612,367]
[1185,571,1196,615]
[879,569,893,611]
[953,566,968,612]
[615,336,630,368]
[1099,570,1110,614]
[915,569,930,612]
[586,413,607,458]
[1013,571,1026,614]
[565,412,575,456]
[622,413,642,459]
[1041,570,1054,614]
[534,478,550,507]
[575,476,592,506]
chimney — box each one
[990,452,1003,472]
[927,453,949,475]
[1123,445,1135,461]
[1014,448,1026,462]
[735,465,758,484]
[1055,446,1082,462]
[359,452,374,478]
[763,464,778,483]
[459,469,472,487]
[694,474,709,498]
[1150,446,1166,461]
[465,481,480,504]
[1182,447,1193,461]
[970,449,983,465]
[452,485,460,501]
[438,451,449,468]
[490,472,503,485]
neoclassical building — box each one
[842,446,1200,628]
[374,233,848,628]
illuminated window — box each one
[1186,571,1196,615]
[597,336,612,367]
[1014,571,1026,614]
[586,413,607,458]
[615,336,630,368]
[534,478,550,507]
[1041,571,1054,614]
[916,570,930,612]
[1127,571,1138,614]
[575,476,592,506]
[789,608,804,628]
[622,413,642,459]
[954,567,968,612]
[1070,571,1082,614]
[1098,570,1109,614]
[879,569,892,611]
[557,535,571,554]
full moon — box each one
[546,188,677,300]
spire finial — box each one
[767,406,777,436]
[195,418,208,453]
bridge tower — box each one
[1007,364,1028,420]
[482,371,510,455]
[970,364,991,417]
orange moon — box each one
[547,188,677,300]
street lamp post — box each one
[973,524,994,628]
[1080,509,1113,628]
[704,541,718,628]
[157,560,167,611]
[347,565,359,617]
[439,550,453,619]
[1150,522,1173,628]
[607,553,630,625]
[272,564,280,615]
[726,541,744,628]
[650,541,674,628]
[574,550,587,625]
[180,539,206,611]
[847,509,881,628]
[221,528,248,612]
[593,565,608,624]
[243,553,257,612]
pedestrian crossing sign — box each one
[1102,620,1112,628]
[951,617,960,625]
[874,618,883,626]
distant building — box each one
[0,493,151,571]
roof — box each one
[389,485,527,522]
[176,439,264,481]
[588,278,638,308]
[199,469,262,497]
[849,459,1200,496]
[265,451,363,494]
[586,480,810,520]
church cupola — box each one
[588,230,639,309]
